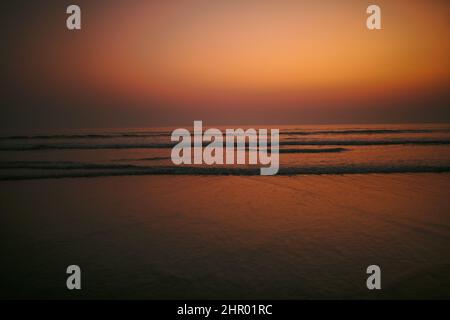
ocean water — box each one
[1,123,450,180]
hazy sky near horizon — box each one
[2,0,449,131]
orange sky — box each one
[2,0,450,129]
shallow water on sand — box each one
[1,174,449,299]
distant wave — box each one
[1,162,449,180]
[111,157,170,162]
[278,148,348,153]
[0,143,174,151]
[281,140,450,146]
[0,132,169,140]
[1,128,449,141]
[0,161,141,170]
[281,129,450,135]
[1,139,450,151]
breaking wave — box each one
[1,128,450,141]
[1,161,449,180]
[1,140,450,151]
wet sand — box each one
[1,173,450,299]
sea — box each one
[1,123,449,180]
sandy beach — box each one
[1,173,449,299]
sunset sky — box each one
[2,0,449,131]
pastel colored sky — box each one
[2,0,449,130]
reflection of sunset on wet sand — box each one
[1,173,450,298]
